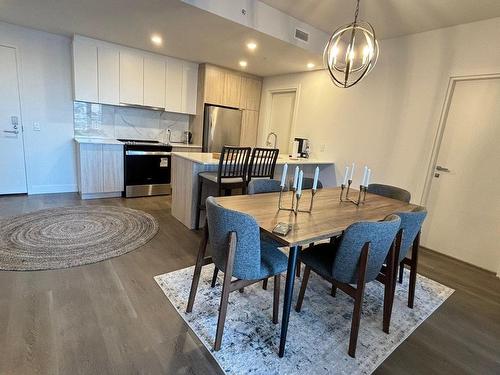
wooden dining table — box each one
[215,187,417,357]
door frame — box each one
[261,84,301,151]
[0,43,29,194]
[421,72,500,206]
[420,72,500,277]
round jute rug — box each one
[0,205,159,271]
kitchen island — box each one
[171,152,336,229]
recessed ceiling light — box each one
[247,42,257,50]
[239,60,248,68]
[150,34,163,46]
[307,62,315,69]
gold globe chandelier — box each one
[324,0,379,88]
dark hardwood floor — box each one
[0,193,499,374]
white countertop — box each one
[172,152,334,166]
[74,137,123,145]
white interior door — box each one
[267,90,296,153]
[0,45,27,194]
[421,77,500,273]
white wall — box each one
[0,21,77,194]
[259,17,500,205]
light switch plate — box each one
[33,122,41,131]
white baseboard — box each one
[28,184,78,195]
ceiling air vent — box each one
[294,28,309,43]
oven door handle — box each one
[126,151,171,156]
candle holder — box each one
[278,186,295,212]
[295,189,317,214]
[340,180,368,206]
[339,179,352,202]
[278,187,317,215]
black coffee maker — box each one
[294,137,310,158]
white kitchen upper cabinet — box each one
[97,46,119,105]
[73,38,98,103]
[165,57,183,113]
[119,51,144,105]
[144,57,166,108]
[182,62,198,115]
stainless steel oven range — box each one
[118,139,172,198]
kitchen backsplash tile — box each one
[73,102,189,141]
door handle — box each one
[3,130,19,135]
[436,165,450,172]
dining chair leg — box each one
[211,267,219,288]
[195,178,204,230]
[295,265,311,312]
[186,223,209,313]
[214,232,237,351]
[408,231,420,308]
[398,262,404,284]
[348,242,369,358]
[331,285,337,297]
[262,278,268,290]
[273,274,280,324]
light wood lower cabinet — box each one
[240,110,259,147]
[77,143,124,199]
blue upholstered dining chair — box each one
[246,178,288,290]
[186,196,288,351]
[247,179,284,195]
[368,183,411,203]
[395,206,427,308]
[295,215,401,358]
[302,177,323,190]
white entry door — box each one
[421,77,500,273]
[0,45,27,194]
[267,90,296,153]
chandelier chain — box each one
[354,0,360,24]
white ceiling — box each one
[0,0,323,77]
[1,0,500,77]
[261,0,500,39]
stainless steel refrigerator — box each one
[203,105,242,152]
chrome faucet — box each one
[266,132,278,149]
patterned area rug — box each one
[155,266,454,374]
[0,205,158,271]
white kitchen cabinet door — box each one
[73,39,98,103]
[144,57,166,108]
[119,51,144,105]
[165,57,183,113]
[181,62,198,114]
[97,46,120,105]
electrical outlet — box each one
[33,122,41,131]
[320,144,326,152]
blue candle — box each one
[312,166,319,190]
[292,166,299,190]
[280,163,288,188]
[297,170,304,196]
